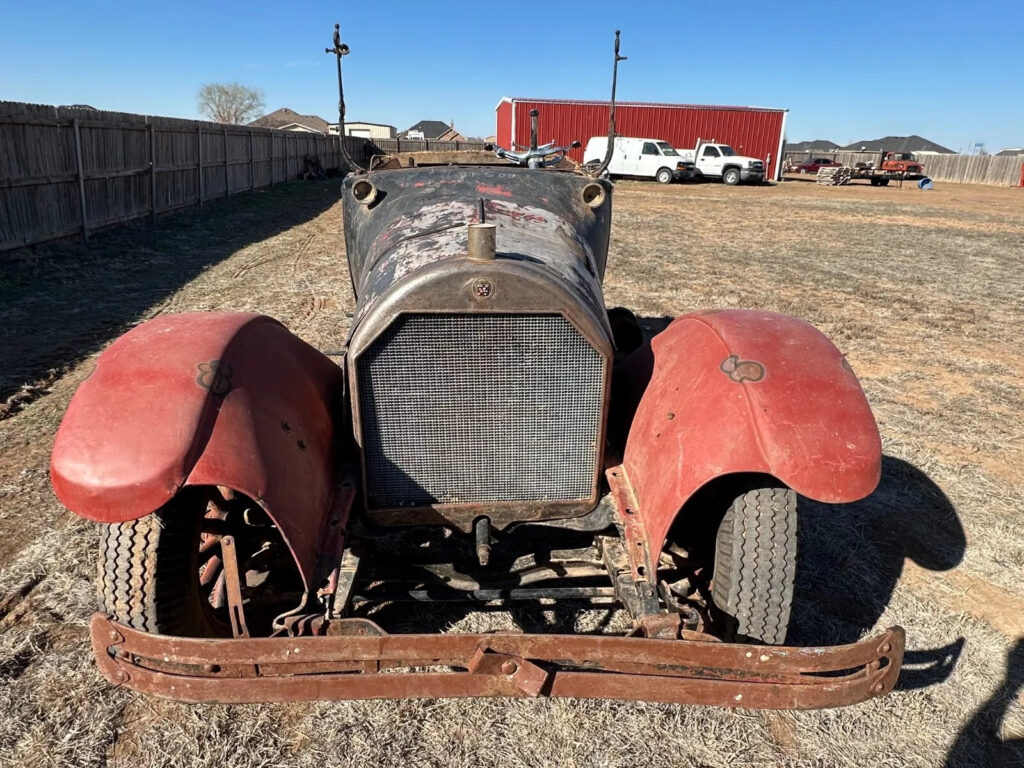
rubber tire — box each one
[98,491,228,638]
[723,167,741,186]
[656,168,673,184]
[711,486,797,645]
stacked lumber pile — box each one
[816,166,852,186]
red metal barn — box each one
[496,97,789,180]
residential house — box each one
[399,120,466,142]
[249,107,331,134]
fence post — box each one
[223,128,229,198]
[72,117,88,241]
[149,120,157,222]
[197,126,204,205]
[270,133,275,187]
[249,129,255,191]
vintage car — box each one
[48,28,903,709]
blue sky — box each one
[1,0,1021,152]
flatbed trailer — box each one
[850,151,926,186]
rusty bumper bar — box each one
[90,613,904,709]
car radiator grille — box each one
[356,313,606,508]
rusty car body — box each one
[49,29,904,710]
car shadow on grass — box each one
[0,180,340,409]
[788,455,967,691]
[944,638,1024,767]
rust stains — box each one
[475,183,513,197]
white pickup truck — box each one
[677,141,765,185]
[582,136,697,184]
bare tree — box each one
[196,83,265,125]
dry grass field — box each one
[1,176,1022,767]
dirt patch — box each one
[903,562,1024,638]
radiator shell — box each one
[343,166,614,529]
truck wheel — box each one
[712,485,797,645]
[879,178,890,187]
[656,168,673,184]
[722,168,741,186]
[99,488,231,637]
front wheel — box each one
[712,485,797,644]
[98,487,301,637]
[655,168,673,184]
[722,168,741,185]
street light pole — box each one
[326,23,362,172]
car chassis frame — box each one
[89,468,904,709]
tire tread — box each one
[97,491,218,637]
[712,487,797,644]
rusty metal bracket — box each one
[637,612,682,639]
[89,613,905,709]
[599,535,660,619]
[314,473,358,617]
[467,646,550,697]
[219,536,249,638]
[329,547,361,619]
[606,466,657,582]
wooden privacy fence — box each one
[783,149,1023,187]
[908,154,1023,186]
[341,137,489,166]
[0,101,371,253]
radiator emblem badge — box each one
[472,279,495,300]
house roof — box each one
[786,139,839,152]
[249,107,330,133]
[839,135,955,153]
[434,127,467,142]
[403,120,452,139]
[995,147,1024,156]
[345,121,397,129]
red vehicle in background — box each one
[850,151,927,185]
[880,152,924,177]
[791,157,841,174]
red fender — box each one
[620,310,881,553]
[50,312,344,589]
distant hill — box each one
[786,139,839,152]
[839,135,954,153]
